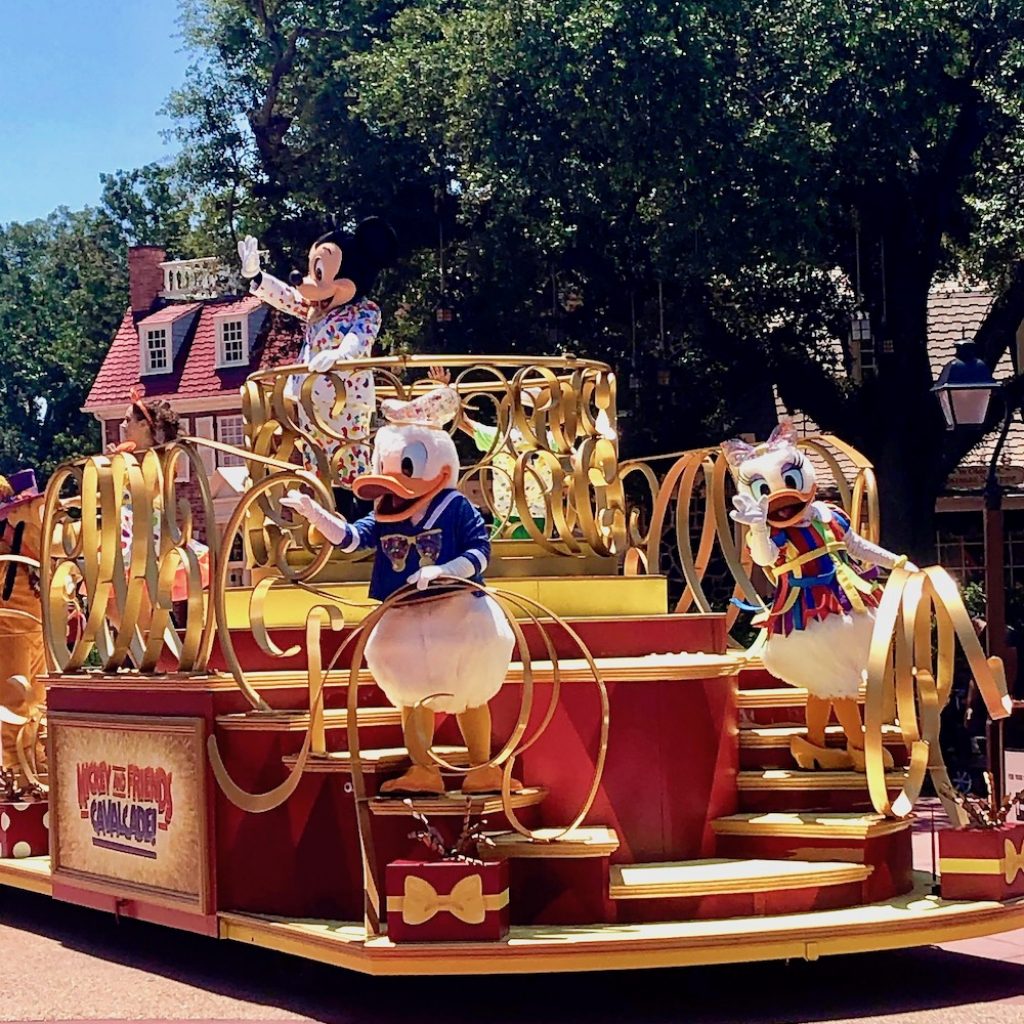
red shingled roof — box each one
[84,298,303,410]
[137,302,202,327]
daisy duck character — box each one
[281,384,518,795]
[238,218,397,494]
[722,420,917,771]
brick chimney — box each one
[128,245,167,315]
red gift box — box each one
[939,823,1024,902]
[0,799,48,858]
[386,859,510,942]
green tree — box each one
[167,1,1024,558]
[0,209,127,474]
[352,0,1024,555]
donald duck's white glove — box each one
[280,490,349,545]
[408,555,477,591]
[238,236,262,279]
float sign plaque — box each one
[49,714,209,912]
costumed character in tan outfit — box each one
[0,470,48,789]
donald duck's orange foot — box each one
[379,765,445,795]
[790,735,853,771]
[461,765,522,794]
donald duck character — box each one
[281,383,517,795]
[722,420,916,771]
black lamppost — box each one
[933,339,1017,800]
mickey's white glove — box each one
[308,348,343,374]
[730,493,770,530]
[280,489,349,545]
[407,555,478,590]
[238,236,262,279]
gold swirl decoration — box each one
[243,356,624,558]
[619,435,879,632]
[864,564,1011,825]
[39,442,220,674]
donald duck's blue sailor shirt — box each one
[335,489,490,601]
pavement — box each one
[0,800,1021,1023]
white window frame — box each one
[215,315,249,368]
[141,326,170,375]
[216,414,247,467]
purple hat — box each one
[0,470,40,517]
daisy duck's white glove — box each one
[844,530,919,573]
[730,493,778,567]
[730,493,769,531]
[407,556,477,591]
[237,236,262,279]
[280,490,349,545]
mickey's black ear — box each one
[354,217,397,270]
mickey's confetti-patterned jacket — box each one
[251,272,380,486]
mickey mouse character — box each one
[238,218,397,490]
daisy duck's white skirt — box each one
[365,590,516,714]
[763,610,876,701]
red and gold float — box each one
[0,347,1021,974]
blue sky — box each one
[0,2,190,225]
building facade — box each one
[82,246,304,583]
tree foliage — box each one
[0,166,203,476]
[8,1,1024,556]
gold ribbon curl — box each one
[865,564,1011,825]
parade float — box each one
[0,229,1022,976]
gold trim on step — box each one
[481,827,620,859]
[711,812,912,840]
[608,858,872,899]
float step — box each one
[481,827,620,859]
[217,706,402,732]
[710,812,914,903]
[737,769,908,792]
[739,724,902,747]
[736,769,909,813]
[737,688,865,710]
[225,574,668,626]
[608,858,872,900]
[283,746,469,774]
[711,811,908,841]
[739,724,907,768]
[369,787,548,816]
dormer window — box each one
[143,327,169,374]
[216,317,249,368]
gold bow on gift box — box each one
[387,873,509,926]
[1004,837,1024,885]
[940,835,1024,886]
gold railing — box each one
[242,355,625,557]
